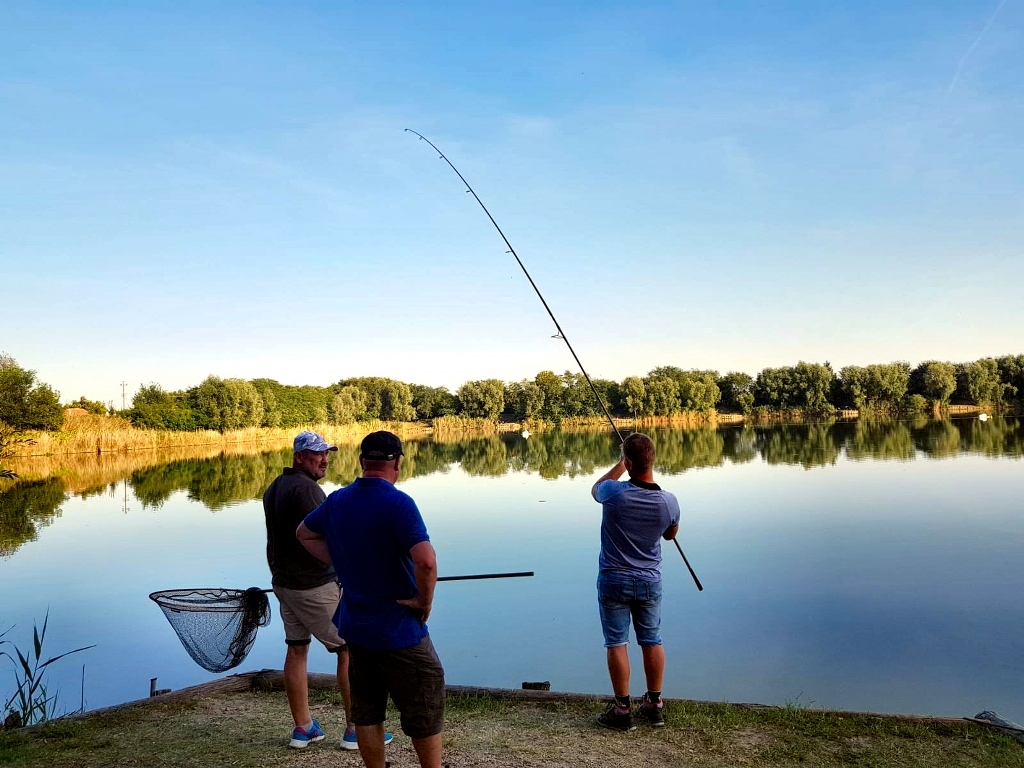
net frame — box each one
[150,587,271,673]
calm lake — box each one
[2,417,1022,722]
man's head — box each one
[359,430,404,480]
[292,431,337,480]
[622,432,655,477]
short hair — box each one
[360,457,398,472]
[622,432,655,473]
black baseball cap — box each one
[360,430,404,460]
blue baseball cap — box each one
[293,431,338,454]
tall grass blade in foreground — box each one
[1,610,95,726]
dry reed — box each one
[633,411,719,429]
[430,416,505,437]
[14,413,429,458]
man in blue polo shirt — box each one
[591,432,680,732]
[297,430,444,768]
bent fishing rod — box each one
[405,129,703,592]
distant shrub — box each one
[905,394,928,413]
[0,356,63,431]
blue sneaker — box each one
[341,725,394,750]
[289,719,326,749]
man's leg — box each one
[641,643,665,693]
[336,647,353,727]
[389,637,446,765]
[606,645,631,697]
[634,580,667,726]
[598,574,632,699]
[355,725,387,768]
[284,644,312,726]
[411,733,443,768]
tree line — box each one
[121,355,1024,430]
[1,352,1023,434]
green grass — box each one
[1,690,1021,768]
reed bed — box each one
[520,417,554,433]
[633,411,719,429]
[430,415,506,437]
[13,414,429,458]
[747,407,837,424]
[556,415,632,432]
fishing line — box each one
[405,129,703,592]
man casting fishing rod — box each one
[405,130,701,731]
[591,432,680,731]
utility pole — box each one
[120,381,128,411]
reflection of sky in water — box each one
[2,449,1023,723]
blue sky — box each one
[1,1,1021,406]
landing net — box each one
[149,588,270,673]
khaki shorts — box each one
[273,582,346,652]
[349,635,445,738]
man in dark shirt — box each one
[298,430,445,768]
[265,431,373,750]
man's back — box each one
[263,468,334,589]
[304,476,430,649]
[596,478,680,580]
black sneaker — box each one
[597,703,636,732]
[638,694,665,727]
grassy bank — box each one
[1,686,1019,768]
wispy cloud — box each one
[947,0,1008,93]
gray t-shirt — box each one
[595,478,681,581]
[263,467,335,590]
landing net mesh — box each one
[149,588,271,673]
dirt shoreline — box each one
[54,670,982,728]
[3,671,1021,768]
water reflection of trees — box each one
[132,451,290,510]
[117,417,1024,501]
[2,418,1023,557]
[651,428,726,474]
[756,424,842,469]
[914,419,963,458]
[844,420,915,462]
[0,479,64,557]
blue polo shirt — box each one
[595,478,681,581]
[303,477,430,650]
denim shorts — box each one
[597,572,664,648]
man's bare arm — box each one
[591,458,627,500]
[663,524,679,541]
[296,521,332,565]
[396,540,437,623]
